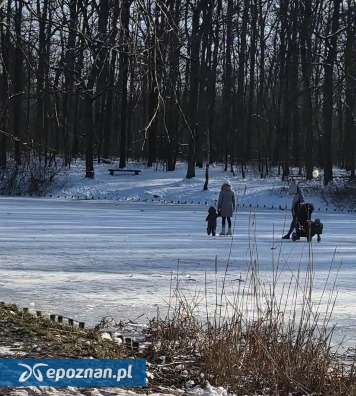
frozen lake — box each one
[0,197,355,351]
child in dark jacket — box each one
[206,206,219,236]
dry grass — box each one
[143,216,356,395]
[0,302,125,359]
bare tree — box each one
[118,0,131,169]
[344,1,356,177]
[0,0,353,179]
[12,0,24,165]
[102,1,120,159]
[300,0,315,180]
[161,0,181,171]
[221,0,234,172]
[236,0,249,178]
[0,3,10,169]
[186,0,204,179]
[35,0,50,164]
[322,0,341,185]
[62,0,79,166]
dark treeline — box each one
[0,0,355,184]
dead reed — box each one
[145,213,356,395]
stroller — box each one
[291,202,323,243]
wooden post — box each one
[125,337,132,349]
[203,163,209,191]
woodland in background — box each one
[0,0,355,185]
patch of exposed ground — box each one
[0,303,194,396]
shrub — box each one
[0,157,65,196]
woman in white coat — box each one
[217,180,236,235]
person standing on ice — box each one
[217,180,236,236]
[282,185,305,239]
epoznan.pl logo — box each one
[18,363,48,382]
[0,359,146,387]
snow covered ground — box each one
[0,161,356,395]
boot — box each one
[219,227,226,236]
[226,228,232,236]
[282,234,290,239]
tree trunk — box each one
[102,1,120,159]
[0,4,10,169]
[245,0,257,161]
[344,3,356,177]
[221,0,233,172]
[165,0,180,172]
[35,0,49,164]
[277,0,289,179]
[322,0,341,185]
[186,1,203,179]
[85,94,94,178]
[94,0,110,164]
[300,0,314,180]
[207,0,221,165]
[13,0,24,165]
[62,0,77,166]
[119,0,130,169]
[236,0,249,169]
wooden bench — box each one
[285,174,304,182]
[108,168,141,176]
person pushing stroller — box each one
[283,185,304,240]
[282,184,323,242]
